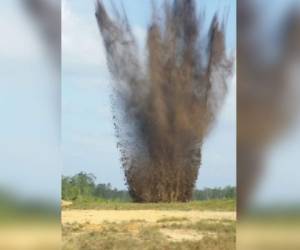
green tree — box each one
[62,172,96,201]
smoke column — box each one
[95,0,232,202]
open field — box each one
[62,209,235,224]
[62,200,236,250]
[64,199,235,211]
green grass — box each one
[161,219,236,233]
[157,216,190,223]
[66,199,235,211]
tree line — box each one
[62,172,236,202]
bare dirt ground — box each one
[62,209,235,225]
[159,228,216,242]
[62,209,236,247]
[62,204,236,249]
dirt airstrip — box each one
[62,209,235,225]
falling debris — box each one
[95,0,232,202]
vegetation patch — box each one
[62,219,235,250]
[67,199,236,211]
[157,217,189,223]
[62,172,236,208]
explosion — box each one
[96,0,232,202]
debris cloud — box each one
[96,0,232,202]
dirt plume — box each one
[95,0,232,202]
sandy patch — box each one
[160,229,216,242]
[61,200,73,208]
[62,210,235,225]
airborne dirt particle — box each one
[95,0,232,202]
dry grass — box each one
[67,199,236,211]
[62,200,236,249]
[63,218,235,250]
[62,202,236,250]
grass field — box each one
[64,199,235,211]
[62,200,236,250]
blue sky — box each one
[0,0,299,204]
[62,0,236,190]
[60,0,300,204]
[61,0,300,203]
